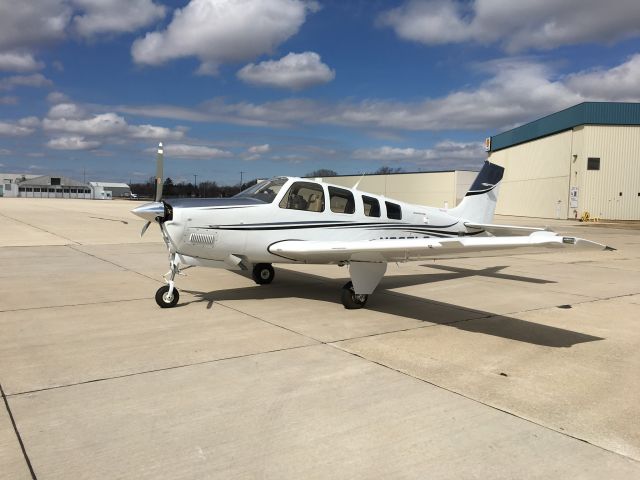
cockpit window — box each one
[279,181,325,212]
[234,177,287,203]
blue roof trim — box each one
[490,102,640,151]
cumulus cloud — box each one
[44,112,128,136]
[47,135,101,150]
[0,95,18,105]
[159,143,231,159]
[47,102,86,119]
[354,141,485,165]
[379,0,640,52]
[132,0,318,74]
[238,52,335,89]
[0,117,39,136]
[0,73,52,91]
[127,124,185,140]
[116,55,640,133]
[248,144,271,154]
[0,52,44,72]
[72,0,166,37]
[47,91,70,103]
[567,54,640,102]
[0,0,71,52]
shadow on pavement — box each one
[181,267,602,348]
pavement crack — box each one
[0,382,38,479]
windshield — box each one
[234,177,287,203]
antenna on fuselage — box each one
[352,172,366,190]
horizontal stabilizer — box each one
[465,222,551,236]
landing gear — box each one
[156,253,180,308]
[155,285,179,308]
[341,281,368,309]
[252,263,275,285]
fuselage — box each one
[159,176,477,267]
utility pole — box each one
[193,174,198,197]
[240,171,245,192]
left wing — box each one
[269,231,611,263]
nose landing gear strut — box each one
[155,253,181,308]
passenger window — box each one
[385,201,402,220]
[362,195,380,217]
[279,181,325,212]
[329,186,355,214]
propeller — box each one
[132,142,166,237]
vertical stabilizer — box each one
[449,161,504,224]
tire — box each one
[155,285,179,308]
[252,263,275,285]
[341,281,368,309]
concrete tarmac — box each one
[1,198,639,479]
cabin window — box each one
[385,201,402,220]
[279,181,325,212]
[328,186,355,214]
[587,157,600,170]
[362,195,380,217]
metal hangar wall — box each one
[488,102,640,220]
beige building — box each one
[488,102,640,220]
[316,170,478,209]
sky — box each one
[2,0,640,185]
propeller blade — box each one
[140,221,151,237]
[155,142,164,202]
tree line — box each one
[129,166,404,198]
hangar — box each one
[489,102,640,220]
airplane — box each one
[132,143,612,309]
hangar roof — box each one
[20,175,87,187]
[490,102,640,152]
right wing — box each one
[269,231,612,263]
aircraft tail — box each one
[449,161,504,224]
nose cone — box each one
[132,202,165,222]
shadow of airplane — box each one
[420,264,555,284]
[180,265,602,348]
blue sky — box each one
[2,0,640,185]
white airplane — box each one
[132,143,611,309]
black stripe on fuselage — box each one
[202,220,459,231]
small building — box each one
[315,170,478,209]
[89,182,131,200]
[15,175,92,199]
[1,173,39,197]
[488,102,640,220]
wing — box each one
[268,231,612,263]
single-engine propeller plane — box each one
[132,143,612,309]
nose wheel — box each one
[341,281,368,309]
[252,263,275,285]
[155,285,179,308]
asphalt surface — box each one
[1,198,639,479]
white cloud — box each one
[379,0,640,52]
[354,141,485,165]
[18,116,40,128]
[47,102,86,119]
[0,118,37,136]
[72,0,166,37]
[132,0,318,73]
[160,143,231,159]
[46,91,70,103]
[0,95,18,105]
[248,144,270,154]
[0,73,52,91]
[0,51,44,72]
[127,124,185,140]
[0,149,10,155]
[114,55,640,133]
[566,54,640,102]
[44,112,128,136]
[47,135,101,150]
[238,52,334,89]
[0,0,71,52]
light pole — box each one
[240,171,245,193]
[193,174,198,197]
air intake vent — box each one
[189,233,216,245]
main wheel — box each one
[341,281,368,309]
[155,285,179,308]
[252,263,275,285]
